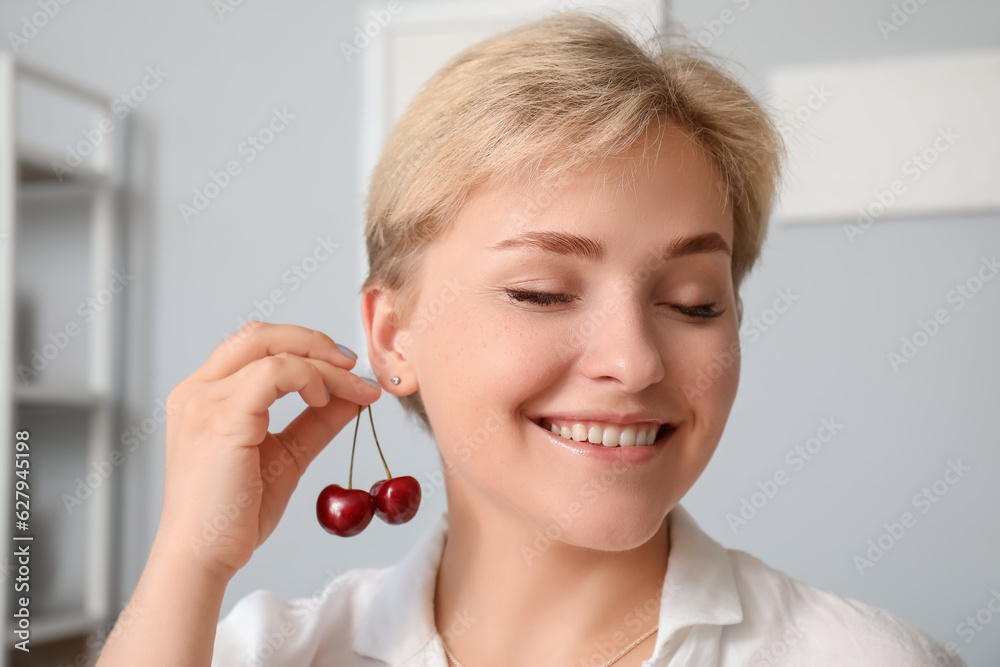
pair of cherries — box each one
[316,403,421,537]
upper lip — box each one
[528,411,671,426]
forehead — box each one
[449,121,733,247]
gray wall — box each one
[669,1,1000,664]
[2,0,997,665]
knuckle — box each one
[165,386,185,414]
[253,355,284,376]
[280,437,308,477]
[178,386,211,422]
[310,328,336,348]
[242,319,266,334]
[234,319,266,340]
[309,363,325,383]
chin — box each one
[534,502,670,554]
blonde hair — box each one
[361,9,784,433]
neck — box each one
[434,477,670,667]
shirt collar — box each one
[646,503,744,661]
[353,503,743,666]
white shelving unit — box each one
[0,51,120,665]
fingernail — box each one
[359,375,382,389]
[324,387,330,401]
[336,342,358,360]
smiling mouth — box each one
[529,417,677,449]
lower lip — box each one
[531,419,674,464]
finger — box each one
[269,356,384,463]
[196,321,359,383]
[223,354,333,419]
[257,400,365,500]
[275,396,369,467]
[231,354,381,418]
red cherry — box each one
[316,484,375,537]
[370,476,422,524]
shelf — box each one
[1,50,120,667]
[14,386,109,409]
[16,141,110,184]
[6,610,103,646]
[17,181,95,201]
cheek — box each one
[669,325,741,419]
[408,298,543,438]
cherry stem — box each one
[349,404,362,489]
[367,404,392,479]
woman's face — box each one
[390,122,740,551]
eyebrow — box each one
[489,230,731,262]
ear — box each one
[360,286,417,396]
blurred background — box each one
[0,0,997,665]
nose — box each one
[574,289,665,391]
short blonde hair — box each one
[361,9,784,433]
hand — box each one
[154,321,382,579]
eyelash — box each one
[504,289,725,319]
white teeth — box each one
[543,420,663,447]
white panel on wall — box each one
[383,0,664,126]
[769,49,1000,226]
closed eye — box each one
[669,303,726,319]
[505,289,725,319]
[505,288,575,306]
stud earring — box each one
[390,376,400,385]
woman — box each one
[95,10,964,667]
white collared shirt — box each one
[211,503,965,666]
